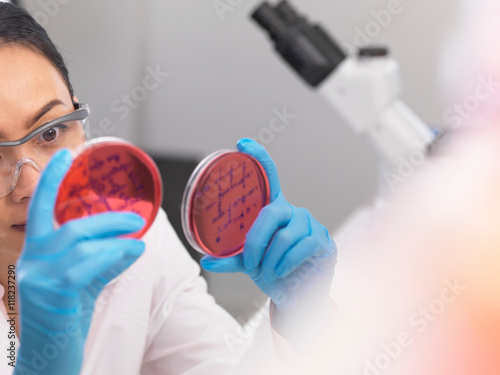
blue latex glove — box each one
[201,139,337,338]
[14,149,146,375]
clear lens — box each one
[0,120,86,198]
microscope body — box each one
[252,1,436,195]
[319,55,435,189]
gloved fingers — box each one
[200,254,247,274]
[26,149,72,239]
[275,219,336,279]
[84,275,113,303]
[242,194,293,270]
[63,238,145,293]
[56,211,145,248]
[237,138,281,201]
[17,274,80,316]
[29,235,140,282]
[274,236,322,279]
[308,216,335,258]
[22,212,145,259]
[259,207,312,284]
[91,240,145,289]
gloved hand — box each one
[201,139,337,342]
[14,149,146,375]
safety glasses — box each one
[0,103,90,198]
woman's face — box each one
[0,45,83,256]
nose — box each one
[10,158,42,203]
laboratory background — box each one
[17,0,459,320]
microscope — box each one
[251,1,437,197]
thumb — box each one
[26,148,72,239]
[200,254,247,274]
[237,138,281,201]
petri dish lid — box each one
[54,137,163,238]
[181,150,270,258]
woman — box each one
[0,3,337,375]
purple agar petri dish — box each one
[55,137,163,238]
[181,150,270,258]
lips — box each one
[11,222,27,233]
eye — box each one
[42,127,58,142]
[38,124,67,143]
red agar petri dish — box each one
[54,137,163,238]
[181,150,270,258]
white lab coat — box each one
[0,209,284,375]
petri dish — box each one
[181,150,270,258]
[54,137,163,238]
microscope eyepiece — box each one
[275,1,301,25]
[251,1,346,87]
[252,3,288,40]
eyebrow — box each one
[0,99,65,140]
[28,99,66,130]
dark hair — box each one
[0,2,74,99]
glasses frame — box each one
[0,102,90,148]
